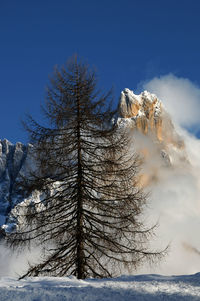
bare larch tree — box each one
[6,57,163,279]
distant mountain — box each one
[117,88,189,186]
[0,140,35,233]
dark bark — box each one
[76,77,85,279]
[6,56,165,279]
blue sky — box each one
[1,0,200,143]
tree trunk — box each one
[76,81,85,279]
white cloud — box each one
[132,75,200,275]
[134,130,200,275]
[143,74,200,129]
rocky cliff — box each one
[0,140,34,226]
[119,89,163,141]
[119,88,184,147]
[118,88,188,186]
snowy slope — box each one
[0,273,200,301]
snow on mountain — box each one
[0,140,28,226]
[0,139,37,235]
[118,88,186,164]
[117,88,189,188]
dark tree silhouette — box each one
[7,57,163,279]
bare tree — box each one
[7,57,163,279]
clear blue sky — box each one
[1,0,200,143]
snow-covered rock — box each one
[0,140,33,228]
[118,88,185,147]
[118,88,188,186]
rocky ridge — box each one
[0,140,34,226]
[118,88,184,147]
[118,88,188,186]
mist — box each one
[143,74,200,129]
[0,243,42,277]
[135,75,200,275]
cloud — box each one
[0,242,42,277]
[134,129,200,275]
[143,74,200,129]
[133,75,200,275]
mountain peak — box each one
[118,89,162,141]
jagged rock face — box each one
[0,139,32,220]
[118,88,188,186]
[119,89,163,141]
[119,89,184,149]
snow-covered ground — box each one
[0,273,200,301]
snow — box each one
[142,90,157,102]
[123,88,142,104]
[137,109,145,117]
[0,273,199,300]
[120,88,162,119]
